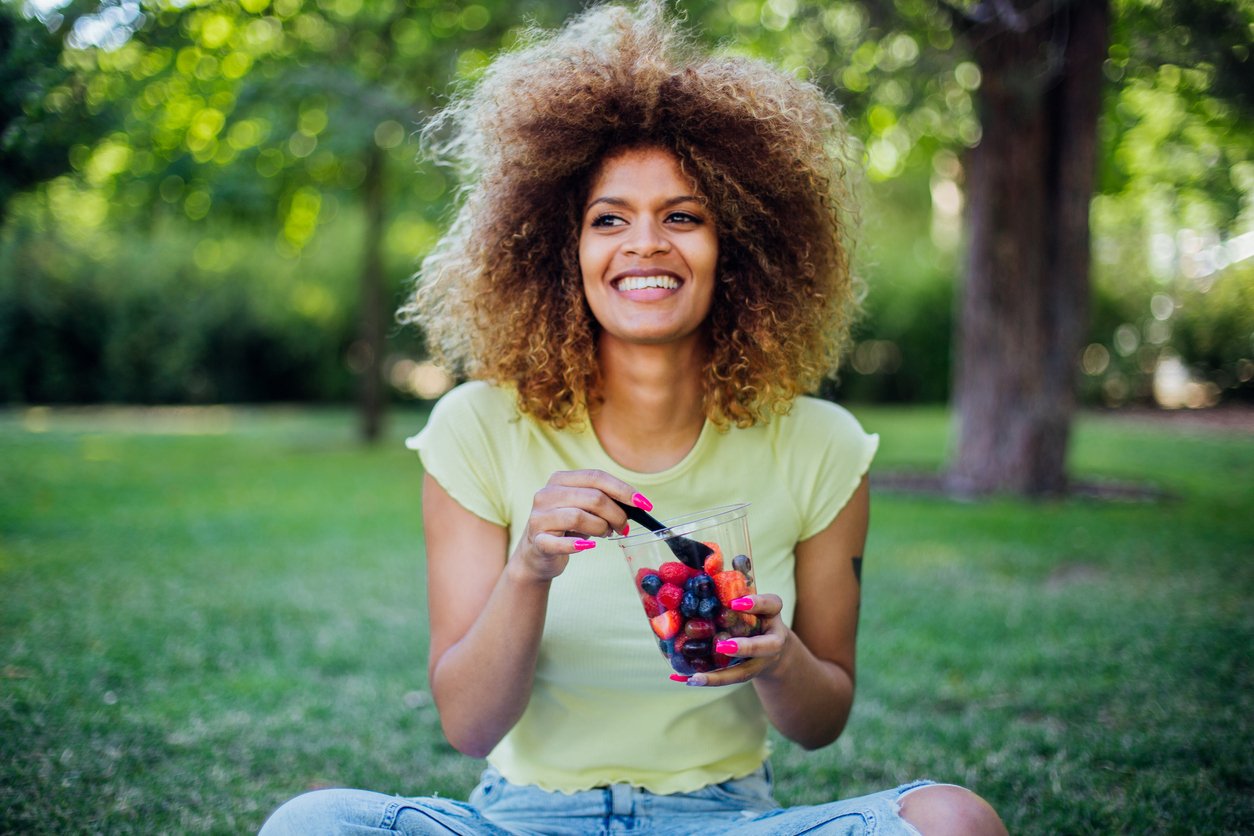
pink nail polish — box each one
[730,597,754,611]
[669,673,690,682]
[715,640,738,655]
[622,523,630,536]
[573,539,597,551]
[632,492,653,512]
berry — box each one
[712,570,749,605]
[657,582,683,611]
[650,609,682,640]
[659,561,697,586]
[732,554,753,576]
[670,655,696,675]
[701,540,724,569]
[680,591,699,618]
[658,638,675,657]
[697,596,720,619]
[692,574,714,599]
[640,593,664,618]
[637,569,663,596]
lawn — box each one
[1,404,1250,834]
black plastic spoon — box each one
[614,500,714,570]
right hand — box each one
[510,469,642,583]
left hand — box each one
[680,593,791,687]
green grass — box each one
[2,404,1251,834]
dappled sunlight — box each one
[19,405,234,435]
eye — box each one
[666,211,703,225]
[589,213,627,228]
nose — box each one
[623,217,671,257]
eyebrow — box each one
[585,195,703,212]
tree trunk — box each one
[946,0,1109,497]
[357,145,387,443]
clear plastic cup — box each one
[618,503,762,676]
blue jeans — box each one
[258,764,933,835]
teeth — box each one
[617,275,679,291]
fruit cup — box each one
[618,503,763,676]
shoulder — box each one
[774,396,872,444]
[434,380,518,415]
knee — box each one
[898,784,1006,836]
[258,788,361,836]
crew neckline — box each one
[583,417,717,484]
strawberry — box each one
[712,570,748,605]
[657,582,684,611]
[659,561,697,586]
[701,541,724,575]
[650,609,682,640]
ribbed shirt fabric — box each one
[408,381,878,794]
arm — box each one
[687,475,868,749]
[423,470,638,757]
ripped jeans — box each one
[259,762,934,835]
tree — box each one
[943,0,1111,497]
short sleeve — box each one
[405,382,515,526]
[785,399,879,541]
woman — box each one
[261,2,1005,833]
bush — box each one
[0,207,414,404]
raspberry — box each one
[657,582,684,611]
[712,570,748,605]
[640,593,664,618]
[650,609,682,640]
[659,561,697,586]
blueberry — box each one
[683,575,701,593]
[670,655,696,675]
[640,573,663,595]
[680,591,699,618]
[692,574,714,599]
[697,596,720,618]
[733,554,752,575]
[658,638,675,657]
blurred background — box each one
[2,0,1249,442]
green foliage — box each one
[0,3,106,221]
[1,0,1252,407]
[0,206,382,403]
[1,405,1250,832]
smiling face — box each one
[579,147,718,349]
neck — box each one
[591,335,707,473]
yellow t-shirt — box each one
[407,381,878,794]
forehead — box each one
[586,146,699,197]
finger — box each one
[533,530,598,554]
[536,485,632,536]
[681,657,770,688]
[546,470,650,522]
[727,592,783,617]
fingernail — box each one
[685,674,707,687]
[715,640,738,655]
[669,673,690,682]
[573,539,597,551]
[730,597,753,611]
[632,492,653,512]
[621,522,630,536]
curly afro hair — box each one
[399,0,859,429]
